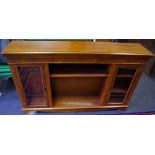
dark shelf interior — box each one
[109,93,125,104]
[49,64,109,76]
[108,76,134,104]
[117,67,136,76]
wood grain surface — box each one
[2,41,154,56]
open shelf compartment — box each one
[49,64,109,77]
[49,63,109,108]
[51,76,107,108]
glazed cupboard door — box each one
[12,64,49,108]
[107,64,144,106]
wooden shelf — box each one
[50,73,108,78]
[108,101,124,105]
[111,87,127,94]
[117,74,133,78]
[53,96,100,108]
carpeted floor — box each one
[0,72,155,115]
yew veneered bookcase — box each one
[2,41,154,113]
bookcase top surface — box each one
[2,41,154,57]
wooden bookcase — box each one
[2,41,154,113]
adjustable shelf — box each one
[112,86,127,94]
[117,74,133,78]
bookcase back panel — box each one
[52,77,105,97]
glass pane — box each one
[109,77,133,104]
[108,66,137,104]
[18,66,47,107]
